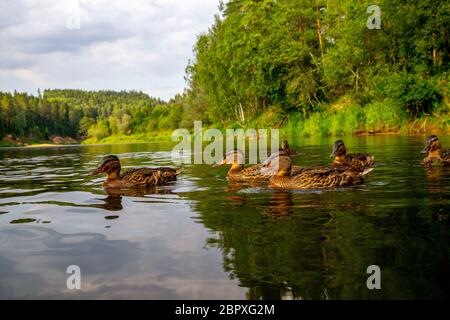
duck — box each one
[215,149,269,181]
[269,155,373,190]
[261,151,305,176]
[330,140,374,168]
[261,140,304,176]
[421,135,450,166]
[279,139,296,156]
[90,155,181,188]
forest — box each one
[0,89,170,146]
[1,0,449,146]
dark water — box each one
[0,135,449,299]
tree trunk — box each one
[316,7,324,59]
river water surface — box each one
[0,135,449,299]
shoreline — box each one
[1,131,449,149]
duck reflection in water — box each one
[222,182,250,206]
[93,195,124,211]
[92,185,176,214]
[264,191,294,220]
[424,166,450,222]
[104,185,175,198]
[222,182,295,219]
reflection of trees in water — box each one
[191,184,449,299]
[194,185,331,299]
[424,166,450,222]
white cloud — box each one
[0,0,220,100]
[13,68,45,85]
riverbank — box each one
[81,104,449,145]
[81,131,174,145]
[81,120,449,146]
[0,135,79,148]
[2,112,449,148]
[280,108,450,138]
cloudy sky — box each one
[0,0,220,100]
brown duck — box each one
[269,155,373,190]
[421,135,450,166]
[261,152,305,176]
[90,155,180,188]
[330,140,374,168]
[278,139,297,156]
[215,149,268,181]
[261,140,304,176]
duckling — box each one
[90,155,180,188]
[421,135,450,166]
[215,149,268,181]
[330,140,374,168]
[269,155,373,190]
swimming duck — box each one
[330,140,374,168]
[90,155,180,188]
[260,140,304,176]
[215,149,269,181]
[421,135,450,166]
[263,140,296,159]
[269,155,373,190]
[279,139,296,156]
[261,151,305,176]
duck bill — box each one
[420,145,429,154]
[330,147,337,158]
[213,160,226,168]
[89,167,102,176]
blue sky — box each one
[0,0,220,100]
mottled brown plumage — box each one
[421,135,450,166]
[330,140,374,169]
[216,149,269,182]
[261,140,304,176]
[90,155,180,188]
[269,156,373,190]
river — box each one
[0,135,448,299]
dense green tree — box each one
[186,0,449,127]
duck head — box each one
[90,155,121,179]
[330,140,347,158]
[421,135,441,155]
[215,149,245,169]
[281,140,290,151]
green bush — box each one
[364,100,408,132]
[329,104,365,136]
[302,112,330,137]
[373,73,442,117]
[87,119,110,141]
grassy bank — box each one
[80,108,450,146]
[281,101,450,138]
[2,100,448,148]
